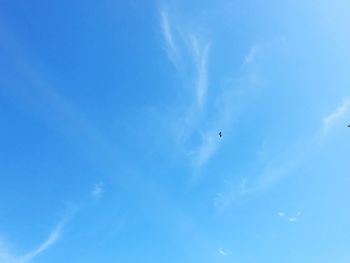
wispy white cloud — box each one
[161,10,175,52]
[278,211,301,223]
[322,98,350,131]
[243,37,287,65]
[190,36,210,109]
[214,146,305,210]
[0,218,67,263]
[92,182,104,200]
[250,163,295,193]
[278,212,285,217]
[160,8,216,175]
[213,98,348,207]
[185,38,287,177]
[185,37,212,174]
[160,9,179,67]
[190,131,218,173]
[244,46,259,64]
[214,177,247,211]
[214,96,349,210]
[288,217,297,223]
[218,248,231,256]
[19,220,65,262]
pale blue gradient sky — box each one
[1,1,350,262]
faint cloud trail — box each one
[190,130,218,179]
[214,96,350,211]
[92,182,104,200]
[192,37,210,109]
[159,7,217,176]
[322,98,350,131]
[160,8,181,69]
[218,247,231,256]
[0,216,69,263]
[161,10,176,55]
[19,219,66,263]
[244,45,259,64]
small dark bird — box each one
[348,124,350,127]
[219,132,222,137]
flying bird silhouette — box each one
[219,132,222,137]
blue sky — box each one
[1,0,350,262]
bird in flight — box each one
[219,132,222,137]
